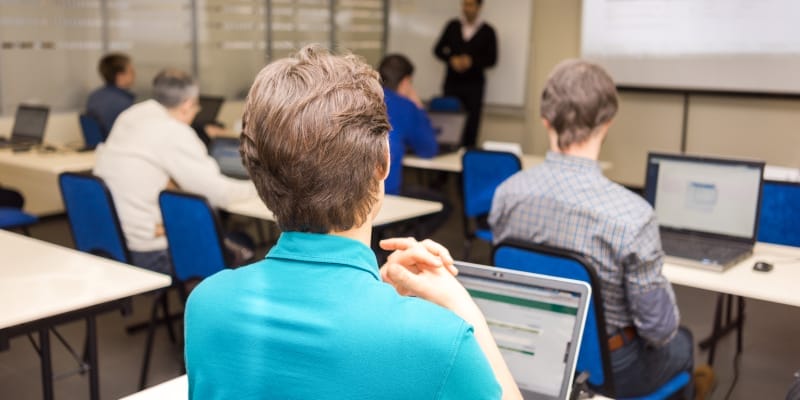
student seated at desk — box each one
[378,54,450,237]
[184,45,522,400]
[93,69,254,274]
[86,53,135,136]
[489,60,703,398]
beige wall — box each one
[479,0,800,187]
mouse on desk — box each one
[753,261,773,272]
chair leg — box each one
[161,294,177,344]
[139,290,164,390]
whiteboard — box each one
[387,0,532,108]
[582,0,800,94]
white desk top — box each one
[0,148,95,174]
[403,148,611,173]
[222,194,443,227]
[0,231,171,330]
[663,242,800,307]
[120,375,187,400]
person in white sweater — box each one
[93,68,255,274]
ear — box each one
[382,139,391,180]
[541,118,552,130]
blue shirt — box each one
[384,88,438,195]
[185,231,501,400]
[86,85,134,135]
[489,152,680,345]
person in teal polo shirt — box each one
[183,45,522,400]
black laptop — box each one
[0,105,49,149]
[644,152,765,272]
[192,95,225,128]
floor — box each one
[1,173,799,400]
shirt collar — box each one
[105,84,135,100]
[265,231,380,280]
[545,151,602,175]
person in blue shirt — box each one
[184,45,522,400]
[378,54,439,196]
[86,53,135,136]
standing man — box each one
[86,53,136,135]
[434,0,497,148]
[489,60,701,398]
[93,69,254,274]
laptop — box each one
[0,104,49,149]
[209,137,249,180]
[455,261,591,400]
[644,152,765,272]
[428,110,466,153]
[192,95,225,128]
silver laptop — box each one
[428,110,466,153]
[0,104,49,149]
[456,261,591,400]
[644,152,765,272]
[209,137,249,180]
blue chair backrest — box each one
[58,172,129,262]
[758,180,800,247]
[493,240,613,392]
[429,96,462,112]
[79,114,105,149]
[462,150,522,218]
[159,191,228,282]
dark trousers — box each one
[445,82,485,148]
[609,327,695,399]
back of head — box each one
[152,68,198,109]
[540,59,618,150]
[378,54,414,91]
[98,53,130,85]
[241,45,390,233]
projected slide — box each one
[581,0,800,93]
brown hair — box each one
[240,45,390,233]
[540,59,618,150]
[98,53,131,85]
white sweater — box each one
[93,100,255,252]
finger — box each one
[379,237,417,251]
[386,246,444,269]
[420,239,457,275]
[384,263,420,296]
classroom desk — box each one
[0,230,172,400]
[0,148,95,215]
[222,194,443,227]
[663,242,800,307]
[403,148,612,173]
[120,375,187,400]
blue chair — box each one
[758,180,800,247]
[0,186,38,235]
[139,190,231,389]
[79,114,106,150]
[428,96,462,112]
[58,172,129,261]
[493,240,690,400]
[461,149,521,259]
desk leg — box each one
[699,294,745,366]
[39,328,54,400]
[87,316,99,400]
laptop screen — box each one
[12,105,49,141]
[209,138,249,179]
[645,153,765,240]
[456,262,590,400]
[193,95,224,127]
[428,111,466,148]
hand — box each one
[461,54,473,70]
[449,55,466,72]
[204,123,227,138]
[380,237,457,276]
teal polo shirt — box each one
[185,231,501,400]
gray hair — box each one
[152,68,198,108]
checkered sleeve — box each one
[621,214,680,346]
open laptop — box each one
[456,261,591,400]
[0,104,49,149]
[644,152,765,272]
[209,137,249,180]
[428,110,466,153]
[192,95,225,128]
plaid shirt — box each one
[489,151,679,345]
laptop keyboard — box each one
[661,233,751,265]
